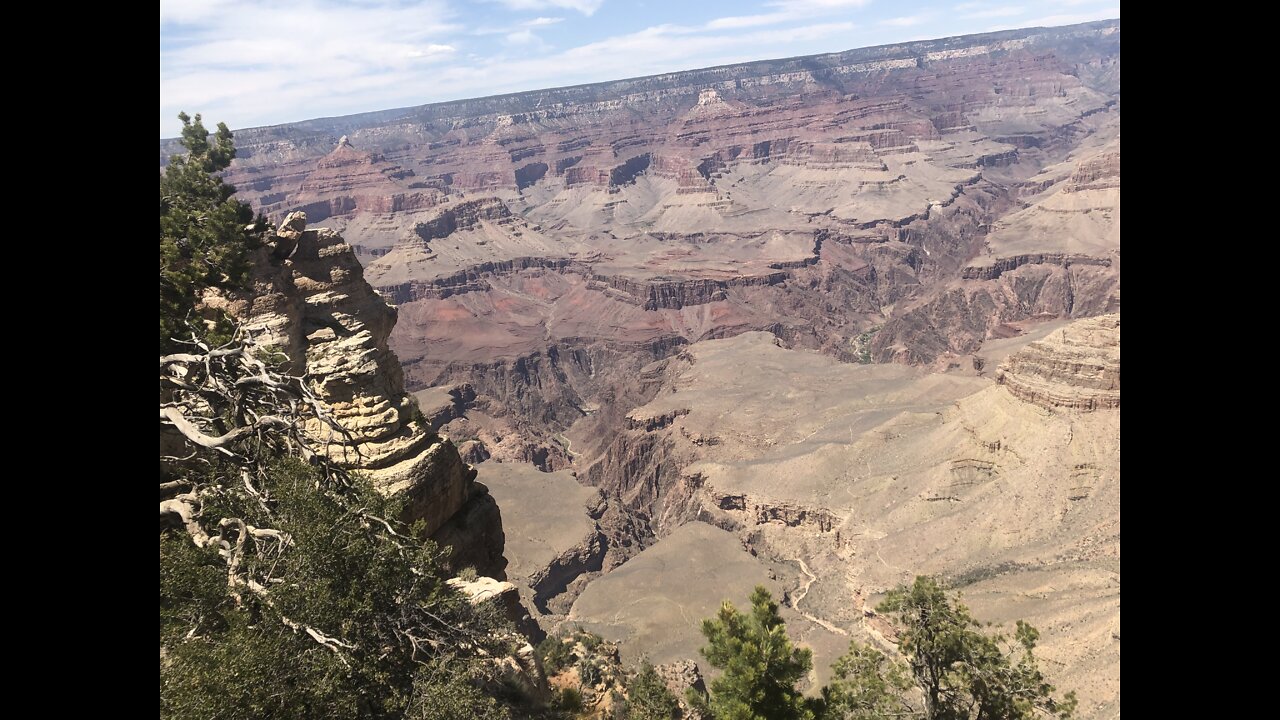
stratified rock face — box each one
[257,136,441,226]
[997,314,1119,410]
[872,133,1121,365]
[163,23,1121,390]
[168,22,1122,717]
[204,212,504,574]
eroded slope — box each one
[571,321,1119,716]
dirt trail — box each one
[792,559,848,636]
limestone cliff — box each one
[997,314,1120,410]
[202,212,506,576]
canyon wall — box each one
[167,20,1122,718]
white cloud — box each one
[495,16,561,48]
[473,14,565,35]
[160,0,236,25]
[407,44,456,58]
[960,6,1025,19]
[489,0,603,15]
[707,0,872,32]
[497,20,857,83]
[880,14,934,27]
[503,28,553,51]
[706,13,793,30]
[766,0,872,9]
[161,3,872,135]
[161,0,462,132]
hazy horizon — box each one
[159,0,1119,137]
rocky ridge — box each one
[163,22,1122,401]
[202,211,507,576]
[997,313,1120,410]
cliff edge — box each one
[202,211,507,576]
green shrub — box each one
[557,687,584,713]
[538,636,577,675]
[620,662,679,720]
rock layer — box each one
[203,212,506,575]
[164,22,1122,385]
[167,21,1123,718]
[997,314,1120,410]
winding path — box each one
[791,559,848,636]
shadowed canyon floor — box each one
[167,19,1120,718]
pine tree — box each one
[872,576,1078,720]
[821,642,915,720]
[158,112,263,351]
[694,586,819,720]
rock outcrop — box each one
[202,212,507,576]
[997,314,1120,410]
[448,576,551,705]
[656,660,708,719]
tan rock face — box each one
[656,660,708,719]
[205,213,503,572]
[447,577,551,705]
[447,575,520,606]
[997,314,1120,410]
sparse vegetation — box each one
[874,576,1077,720]
[538,634,578,675]
[538,628,610,680]
[556,687,585,713]
[620,662,680,720]
[406,393,432,432]
[580,657,607,688]
[691,578,1076,720]
[580,631,603,653]
[852,327,881,365]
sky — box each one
[159,0,1119,137]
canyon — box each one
[165,19,1120,718]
